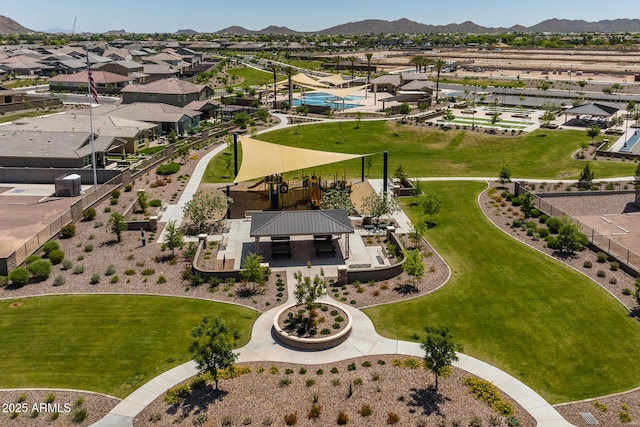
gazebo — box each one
[250,209,354,258]
[563,103,619,127]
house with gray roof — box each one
[0,130,124,169]
[89,102,201,136]
[48,70,133,94]
[120,77,212,107]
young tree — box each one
[498,163,511,185]
[176,144,190,165]
[555,216,588,254]
[137,190,149,214]
[520,192,535,219]
[421,326,463,392]
[107,212,127,242]
[293,269,327,331]
[320,188,355,215]
[586,124,600,144]
[164,220,184,256]
[183,191,231,234]
[578,162,595,187]
[189,317,238,391]
[255,108,269,123]
[365,156,374,177]
[402,249,425,288]
[442,109,455,128]
[634,162,640,182]
[361,192,400,224]
[421,192,441,227]
[233,111,252,130]
[408,220,428,249]
[241,252,268,293]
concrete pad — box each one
[90,413,134,427]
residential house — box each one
[97,60,148,83]
[142,63,180,82]
[120,77,212,107]
[89,102,201,136]
[0,130,124,168]
[3,112,156,154]
[48,70,132,94]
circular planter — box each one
[273,302,353,351]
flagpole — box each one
[86,51,98,192]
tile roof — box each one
[250,210,353,237]
[49,70,132,84]
[0,130,118,159]
[120,77,206,95]
[90,102,201,123]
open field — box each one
[226,67,283,87]
[364,181,640,403]
[0,295,258,398]
[203,121,635,183]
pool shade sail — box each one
[233,136,363,183]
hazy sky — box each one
[5,0,640,33]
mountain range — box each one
[1,14,640,35]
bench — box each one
[271,241,291,259]
[315,241,336,257]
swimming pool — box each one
[620,131,640,152]
[293,92,364,110]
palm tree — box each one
[285,66,294,108]
[334,55,341,74]
[409,56,422,72]
[346,55,358,79]
[433,58,447,105]
[266,62,279,109]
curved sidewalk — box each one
[92,268,574,427]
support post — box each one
[383,151,388,195]
[361,157,365,182]
[226,185,231,219]
[233,133,239,178]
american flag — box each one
[86,55,99,104]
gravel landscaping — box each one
[135,355,534,427]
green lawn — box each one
[226,67,284,87]
[203,120,634,183]
[0,295,259,398]
[364,181,640,403]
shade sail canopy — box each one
[564,103,619,117]
[277,73,329,88]
[250,209,353,237]
[315,85,369,99]
[317,73,351,86]
[233,136,363,183]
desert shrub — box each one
[156,162,180,175]
[53,275,65,286]
[464,377,515,416]
[124,269,136,276]
[157,275,167,284]
[279,378,292,387]
[470,416,483,427]
[362,360,372,367]
[537,228,550,239]
[619,411,632,423]
[27,259,52,281]
[164,384,190,405]
[90,273,100,284]
[336,411,349,425]
[583,261,592,268]
[347,363,356,371]
[124,183,133,192]
[141,268,155,276]
[73,264,85,274]
[386,412,400,425]
[110,198,119,205]
[597,251,608,263]
[25,254,41,264]
[299,367,307,375]
[284,412,298,426]
[111,190,121,199]
[359,404,372,417]
[610,278,618,285]
[105,265,116,276]
[530,208,541,218]
[42,241,60,256]
[110,275,120,284]
[316,369,324,375]
[0,276,8,287]
[320,328,331,335]
[545,217,562,234]
[597,270,606,278]
[305,379,315,387]
[62,259,73,270]
[622,288,632,295]
[48,249,64,265]
[82,207,96,221]
[72,408,88,423]
[330,367,339,374]
[307,404,322,420]
[60,224,76,238]
[9,267,30,286]
[610,261,619,271]
[538,214,549,224]
[149,199,162,207]
[84,244,93,253]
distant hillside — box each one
[176,29,199,35]
[0,15,33,34]
[216,17,640,35]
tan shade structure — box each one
[233,136,363,183]
[313,85,370,99]
[277,73,328,88]
[317,73,351,86]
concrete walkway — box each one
[92,264,574,426]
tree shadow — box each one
[394,284,419,295]
[407,385,450,416]
[166,385,228,418]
